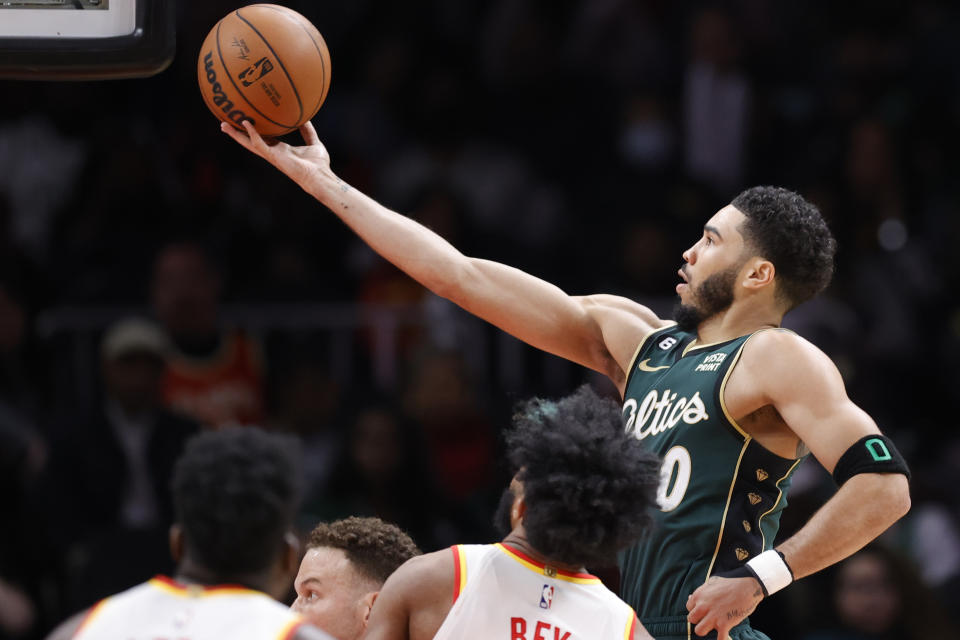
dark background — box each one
[1,1,959,639]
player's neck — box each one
[175,558,271,594]
[696,302,781,344]
[501,531,586,574]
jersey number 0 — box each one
[657,446,691,511]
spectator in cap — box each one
[40,317,202,617]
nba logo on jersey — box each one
[539,585,554,609]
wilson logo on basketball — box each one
[202,51,256,127]
[239,57,274,87]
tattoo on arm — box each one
[337,179,350,193]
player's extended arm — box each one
[686,331,911,639]
[221,121,665,390]
[361,551,453,640]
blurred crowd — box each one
[1,0,960,638]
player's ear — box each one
[743,257,775,290]
[361,590,378,625]
[282,531,301,574]
[169,524,184,563]
[513,493,527,526]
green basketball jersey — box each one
[618,324,804,640]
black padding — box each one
[833,434,910,486]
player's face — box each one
[291,547,376,640]
[673,205,749,329]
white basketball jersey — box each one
[434,544,638,640]
[73,576,310,640]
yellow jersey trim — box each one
[75,598,110,636]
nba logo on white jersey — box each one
[539,585,554,609]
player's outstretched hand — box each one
[685,575,763,640]
[220,120,332,189]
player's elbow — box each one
[872,472,911,523]
[888,473,911,520]
[433,259,479,305]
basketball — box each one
[197,4,331,137]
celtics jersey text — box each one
[434,544,638,640]
[619,325,804,639]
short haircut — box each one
[731,186,837,309]
[306,517,421,585]
[171,426,302,577]
[506,385,660,568]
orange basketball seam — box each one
[252,4,329,118]
[232,7,304,129]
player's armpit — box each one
[573,294,670,392]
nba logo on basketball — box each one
[539,585,554,609]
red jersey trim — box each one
[494,543,601,584]
[451,545,467,604]
[149,575,261,597]
[624,612,638,640]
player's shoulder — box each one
[741,328,841,387]
[396,546,458,578]
[377,546,457,596]
[743,327,826,359]
[376,546,456,616]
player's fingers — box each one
[714,621,733,640]
[241,120,269,151]
[693,616,717,638]
[300,120,320,146]
[685,593,697,612]
[220,121,252,149]
[686,601,705,625]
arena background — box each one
[0,1,958,638]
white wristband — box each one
[745,550,793,596]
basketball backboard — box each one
[0,0,175,79]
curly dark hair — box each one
[307,517,421,584]
[505,385,661,568]
[171,426,302,577]
[731,186,837,309]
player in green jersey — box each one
[222,121,911,640]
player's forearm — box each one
[300,168,616,374]
[776,472,910,580]
[303,167,469,296]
